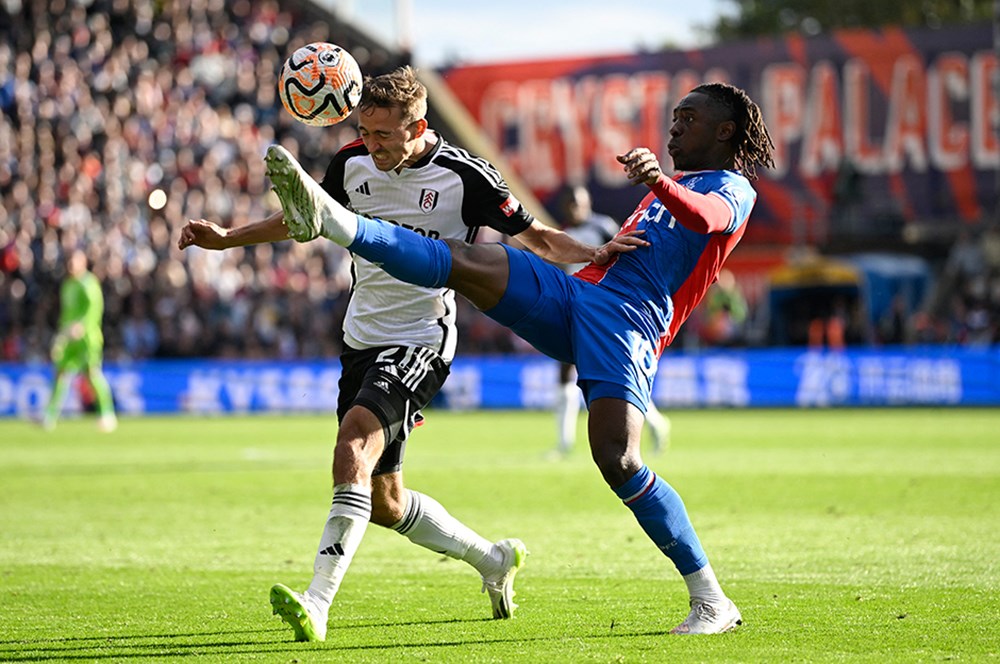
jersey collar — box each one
[406,131,443,170]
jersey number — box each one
[627,331,658,380]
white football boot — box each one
[481,538,528,619]
[670,598,742,635]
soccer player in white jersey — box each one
[179,66,613,642]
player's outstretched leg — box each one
[269,583,327,642]
[264,144,357,244]
[264,144,452,289]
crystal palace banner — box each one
[440,25,998,244]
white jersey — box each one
[561,212,620,274]
[320,134,533,362]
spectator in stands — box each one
[700,268,748,347]
[0,0,408,365]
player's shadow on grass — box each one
[0,619,673,660]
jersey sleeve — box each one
[709,179,756,234]
[320,139,366,206]
[651,172,756,235]
[435,153,534,236]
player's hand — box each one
[178,219,230,250]
[617,148,662,186]
[593,230,648,265]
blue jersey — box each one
[575,169,757,352]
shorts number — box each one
[628,331,658,379]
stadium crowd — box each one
[2,0,411,363]
[1,0,998,366]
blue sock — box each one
[347,216,452,288]
[614,465,708,575]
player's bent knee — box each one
[369,498,405,526]
[446,241,505,276]
[370,473,406,526]
[444,241,510,309]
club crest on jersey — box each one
[499,194,520,217]
[419,188,439,214]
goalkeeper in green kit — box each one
[42,249,117,432]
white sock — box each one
[318,202,359,246]
[284,146,359,246]
[682,563,728,604]
[305,483,372,613]
[392,490,504,578]
[555,383,580,452]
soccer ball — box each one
[278,42,363,127]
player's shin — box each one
[88,369,116,418]
[391,490,503,577]
[614,465,710,576]
[348,218,452,288]
[306,483,372,610]
[43,372,74,425]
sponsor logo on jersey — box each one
[499,194,520,217]
[419,188,439,213]
[355,181,371,195]
[374,379,391,393]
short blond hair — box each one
[359,65,427,124]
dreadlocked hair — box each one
[692,82,775,180]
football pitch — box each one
[1,408,997,662]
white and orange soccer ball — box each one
[278,42,363,127]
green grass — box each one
[1,409,998,662]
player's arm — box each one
[177,210,290,250]
[469,176,645,265]
[515,220,646,266]
[618,147,733,234]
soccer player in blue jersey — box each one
[264,82,774,634]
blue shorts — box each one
[485,246,662,413]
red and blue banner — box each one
[440,25,998,245]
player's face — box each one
[357,105,426,172]
[67,250,87,277]
[564,187,591,225]
[667,92,731,172]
